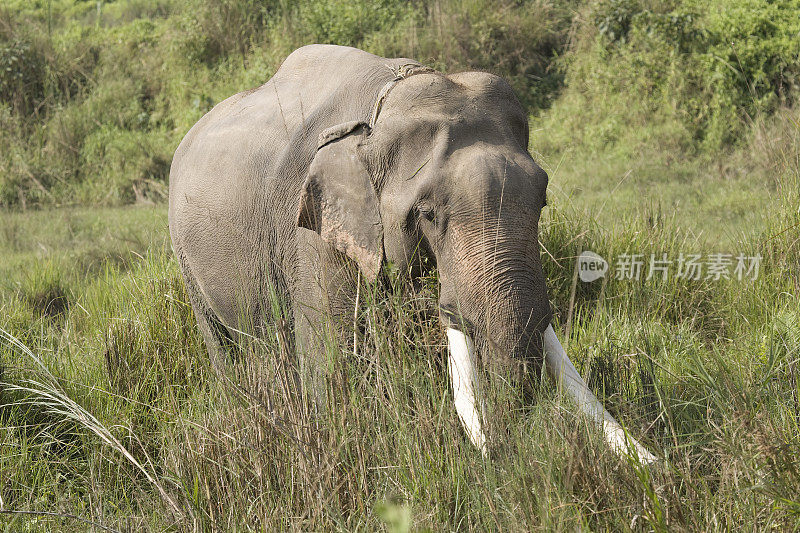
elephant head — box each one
[298,70,655,463]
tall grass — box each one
[1,0,799,529]
[1,116,798,527]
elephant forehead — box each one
[446,147,543,193]
[382,71,523,118]
[378,76,487,123]
[374,90,529,163]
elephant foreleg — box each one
[293,228,361,411]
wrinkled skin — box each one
[169,45,552,399]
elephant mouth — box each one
[438,303,476,335]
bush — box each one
[0,37,48,115]
[403,0,574,109]
[296,0,416,48]
[183,0,278,65]
[0,0,799,208]
[565,0,800,150]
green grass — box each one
[532,65,800,246]
[0,0,574,208]
[2,0,800,530]
[1,123,798,528]
[533,125,783,247]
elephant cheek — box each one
[383,238,409,274]
[385,229,430,278]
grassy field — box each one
[1,125,798,529]
[2,0,800,531]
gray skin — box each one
[169,44,552,399]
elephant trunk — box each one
[437,216,655,463]
[439,262,552,390]
[440,267,656,463]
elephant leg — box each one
[294,228,360,412]
[177,253,236,373]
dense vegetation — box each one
[1,0,798,210]
[1,0,799,530]
[0,0,575,207]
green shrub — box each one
[0,37,47,115]
[567,0,800,150]
[701,0,800,146]
[296,0,416,48]
[0,0,799,208]
[180,0,278,65]
[401,0,574,109]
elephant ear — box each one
[297,122,383,282]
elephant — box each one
[168,44,655,463]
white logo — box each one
[578,251,608,282]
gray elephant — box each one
[169,45,654,462]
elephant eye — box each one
[417,205,435,222]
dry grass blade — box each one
[0,509,122,533]
[0,327,188,521]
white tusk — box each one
[446,328,488,456]
[543,325,657,465]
